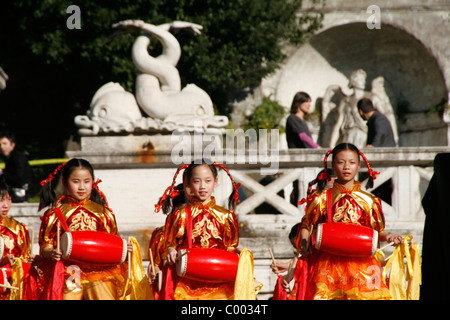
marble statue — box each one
[75,20,228,136]
[320,69,398,148]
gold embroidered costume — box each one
[0,216,31,300]
[298,181,391,300]
[162,196,251,300]
[38,197,129,300]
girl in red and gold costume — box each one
[29,158,150,300]
[0,179,31,300]
[148,183,187,299]
[294,143,403,300]
[155,159,256,300]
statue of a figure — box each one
[320,69,398,148]
[75,20,228,135]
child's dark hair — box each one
[289,223,300,241]
[298,169,336,205]
[307,168,336,197]
[155,159,240,214]
[160,183,187,215]
[0,176,11,200]
[324,142,379,189]
[39,158,107,210]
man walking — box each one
[357,98,396,147]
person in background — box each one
[286,91,320,149]
[285,92,320,205]
[0,131,32,202]
[357,98,396,148]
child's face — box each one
[1,194,12,218]
[188,165,217,204]
[332,150,360,187]
[64,168,93,202]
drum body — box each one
[176,248,239,283]
[61,231,127,265]
[312,223,378,257]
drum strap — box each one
[326,189,333,223]
[54,207,70,232]
[185,206,193,249]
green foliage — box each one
[0,0,323,159]
[428,97,449,116]
[245,96,286,132]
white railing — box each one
[230,147,445,223]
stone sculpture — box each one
[75,20,228,136]
[320,69,398,148]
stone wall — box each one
[235,0,450,147]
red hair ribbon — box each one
[322,149,333,180]
[213,162,241,204]
[358,150,380,180]
[40,162,66,187]
[154,164,189,213]
[92,178,110,209]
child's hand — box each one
[166,247,177,265]
[127,241,133,253]
[27,254,36,264]
[147,265,160,284]
[6,254,15,266]
[299,238,311,257]
[281,275,291,290]
[271,260,290,274]
[386,233,403,245]
[43,247,62,261]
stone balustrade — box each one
[10,144,449,298]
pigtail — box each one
[299,149,334,205]
[155,164,189,214]
[213,162,241,211]
[322,149,333,179]
[91,178,108,208]
[38,162,66,211]
[358,150,380,189]
[298,168,335,206]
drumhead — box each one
[0,236,4,258]
[176,249,188,277]
[371,230,379,256]
[60,232,73,259]
[119,238,127,264]
[315,223,323,250]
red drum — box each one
[0,266,12,294]
[61,231,127,265]
[176,248,239,283]
[312,223,378,257]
